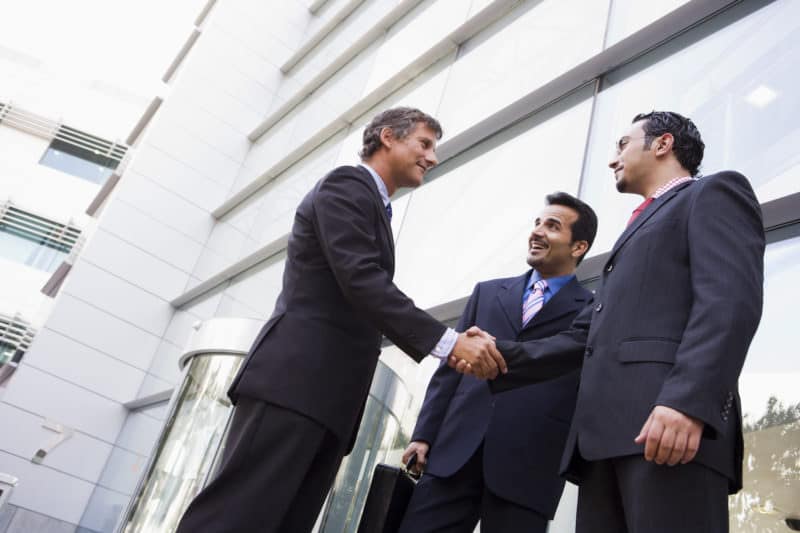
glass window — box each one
[39,126,122,184]
[580,0,800,252]
[731,232,800,531]
[604,0,690,47]
[437,0,608,137]
[394,90,594,309]
[0,206,78,272]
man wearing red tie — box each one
[458,111,766,532]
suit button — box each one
[606,264,613,273]
[584,346,593,357]
[595,303,603,312]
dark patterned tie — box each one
[385,202,393,221]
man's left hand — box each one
[634,405,704,466]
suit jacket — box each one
[412,274,591,518]
[229,165,446,452]
[491,171,765,493]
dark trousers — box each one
[398,444,548,533]
[576,455,729,533]
[176,397,346,533]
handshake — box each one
[447,326,507,379]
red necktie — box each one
[627,197,654,226]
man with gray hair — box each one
[176,107,506,533]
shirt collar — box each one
[527,270,575,294]
[359,163,390,207]
[652,176,695,199]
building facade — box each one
[0,0,798,531]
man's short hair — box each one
[545,192,598,266]
[359,107,443,160]
[633,111,705,177]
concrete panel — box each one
[112,171,215,244]
[96,199,204,273]
[62,260,174,338]
[0,451,93,526]
[146,341,184,385]
[78,485,128,533]
[0,403,112,483]
[79,229,191,301]
[115,413,163,457]
[5,507,76,533]
[97,447,147,496]
[127,144,230,212]
[2,366,127,443]
[23,329,145,404]
[44,295,160,371]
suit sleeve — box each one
[411,284,481,445]
[654,172,765,437]
[489,299,593,393]
[311,171,446,361]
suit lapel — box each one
[521,277,589,334]
[607,181,694,264]
[355,165,395,257]
[496,272,529,335]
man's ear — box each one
[571,240,589,261]
[379,127,395,150]
[654,133,674,156]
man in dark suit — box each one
[457,111,765,532]
[176,108,505,533]
[398,192,597,533]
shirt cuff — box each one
[429,327,458,359]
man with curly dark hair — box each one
[460,111,765,532]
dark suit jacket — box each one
[229,165,446,452]
[412,274,591,518]
[491,171,765,493]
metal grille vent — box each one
[0,203,81,253]
[0,313,35,367]
[0,101,127,164]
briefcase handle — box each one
[404,454,421,481]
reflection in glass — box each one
[731,235,800,531]
[121,353,243,533]
[318,361,411,532]
[39,147,114,184]
[437,0,607,137]
[581,0,800,251]
[395,90,593,309]
[604,0,690,47]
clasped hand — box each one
[446,326,507,379]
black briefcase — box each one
[356,459,419,533]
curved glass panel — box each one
[120,353,243,533]
[318,361,411,533]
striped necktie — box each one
[522,279,548,326]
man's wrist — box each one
[430,328,458,359]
